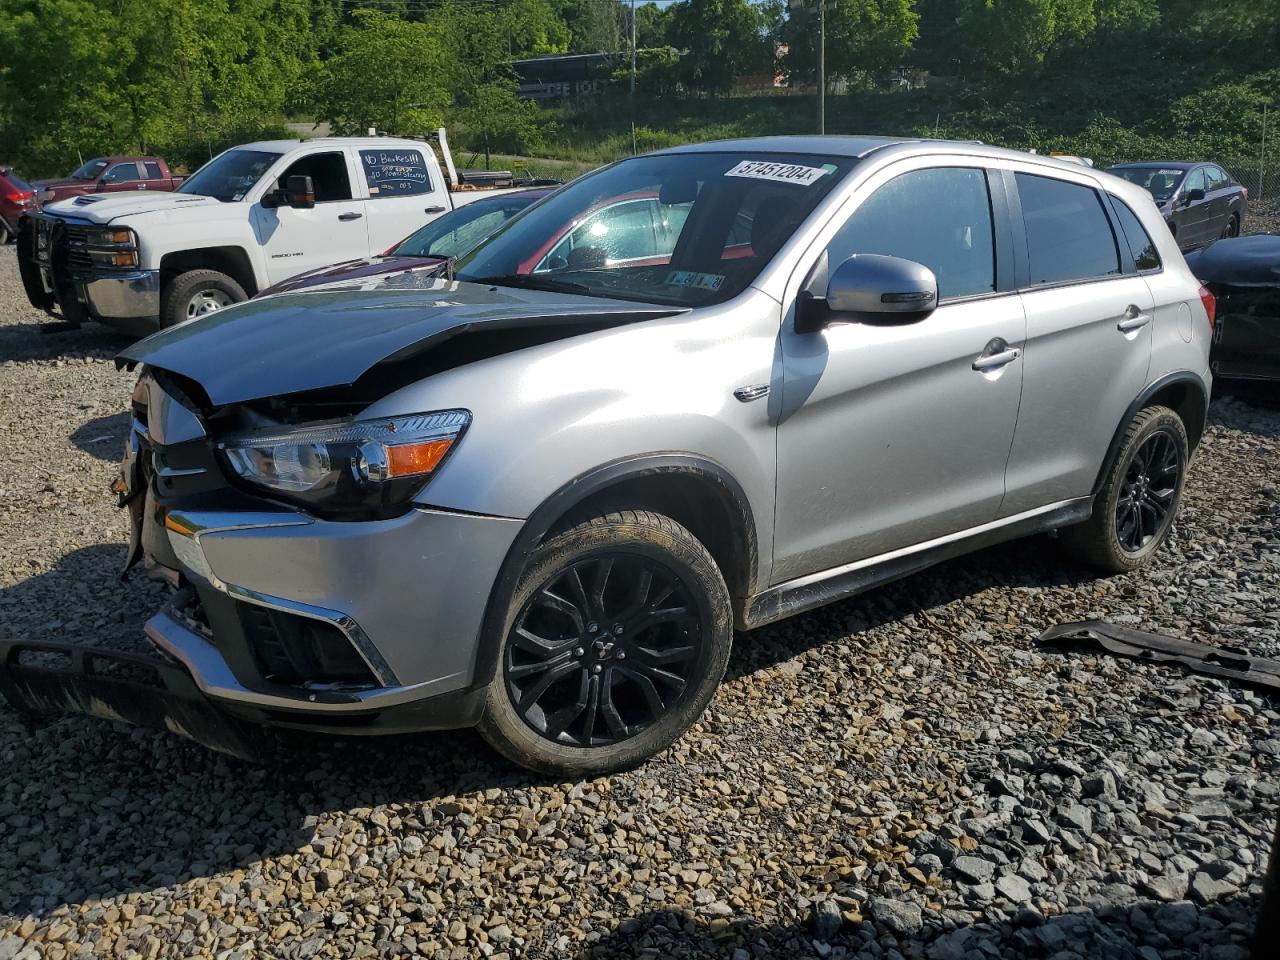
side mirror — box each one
[284,175,315,209]
[1184,188,1205,205]
[796,254,938,333]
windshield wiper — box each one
[467,273,594,295]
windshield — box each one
[71,159,108,181]
[1111,166,1186,202]
[178,149,281,202]
[454,152,855,306]
[393,195,541,259]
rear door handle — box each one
[972,348,1021,371]
[423,205,447,214]
[338,212,363,221]
[1118,305,1152,332]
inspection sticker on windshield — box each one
[725,160,830,186]
[665,270,724,291]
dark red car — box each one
[258,188,554,297]
[0,166,40,243]
[34,156,185,204]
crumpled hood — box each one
[257,255,445,297]
[118,279,684,406]
[44,191,216,223]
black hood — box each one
[1185,234,1280,288]
[118,279,683,406]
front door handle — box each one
[972,348,1021,371]
[338,212,363,221]
[423,205,447,214]
[1118,305,1152,332]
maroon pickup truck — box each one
[34,156,185,204]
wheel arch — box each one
[1092,371,1209,497]
[159,246,258,296]
[467,453,760,690]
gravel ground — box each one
[0,242,1277,960]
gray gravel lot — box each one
[0,242,1277,960]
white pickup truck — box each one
[17,133,540,335]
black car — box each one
[1185,234,1280,382]
[1109,162,1248,252]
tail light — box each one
[1199,285,1216,333]
[3,190,33,203]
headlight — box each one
[87,226,139,267]
[219,410,470,519]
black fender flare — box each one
[1091,370,1210,498]
[465,452,759,691]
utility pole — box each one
[1260,103,1268,205]
[816,0,825,134]
[630,0,637,97]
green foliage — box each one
[782,0,919,83]
[666,0,775,95]
[456,82,554,158]
[310,10,450,136]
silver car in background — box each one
[0,137,1214,776]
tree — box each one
[457,81,551,163]
[634,2,673,48]
[310,10,452,136]
[782,0,917,85]
[666,0,774,94]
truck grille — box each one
[61,225,95,274]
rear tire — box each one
[1061,405,1188,574]
[160,269,247,329]
[478,510,732,777]
[1222,213,1241,239]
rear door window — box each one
[1015,173,1119,285]
[103,163,141,184]
[144,161,164,180]
[1206,165,1231,191]
[821,166,996,300]
[359,149,433,198]
[1110,198,1161,272]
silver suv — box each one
[3,137,1213,776]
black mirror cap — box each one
[286,175,316,209]
[1185,187,1206,204]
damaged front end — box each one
[2,280,671,758]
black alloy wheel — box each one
[504,554,703,748]
[1114,429,1182,554]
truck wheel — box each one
[1061,405,1189,574]
[160,270,247,328]
[478,510,732,777]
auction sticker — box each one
[665,270,725,291]
[725,160,829,186]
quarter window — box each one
[1110,197,1161,272]
[1015,173,1119,285]
[821,167,996,300]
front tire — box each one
[160,269,247,329]
[478,510,732,777]
[1061,405,1189,573]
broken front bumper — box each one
[0,638,260,760]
